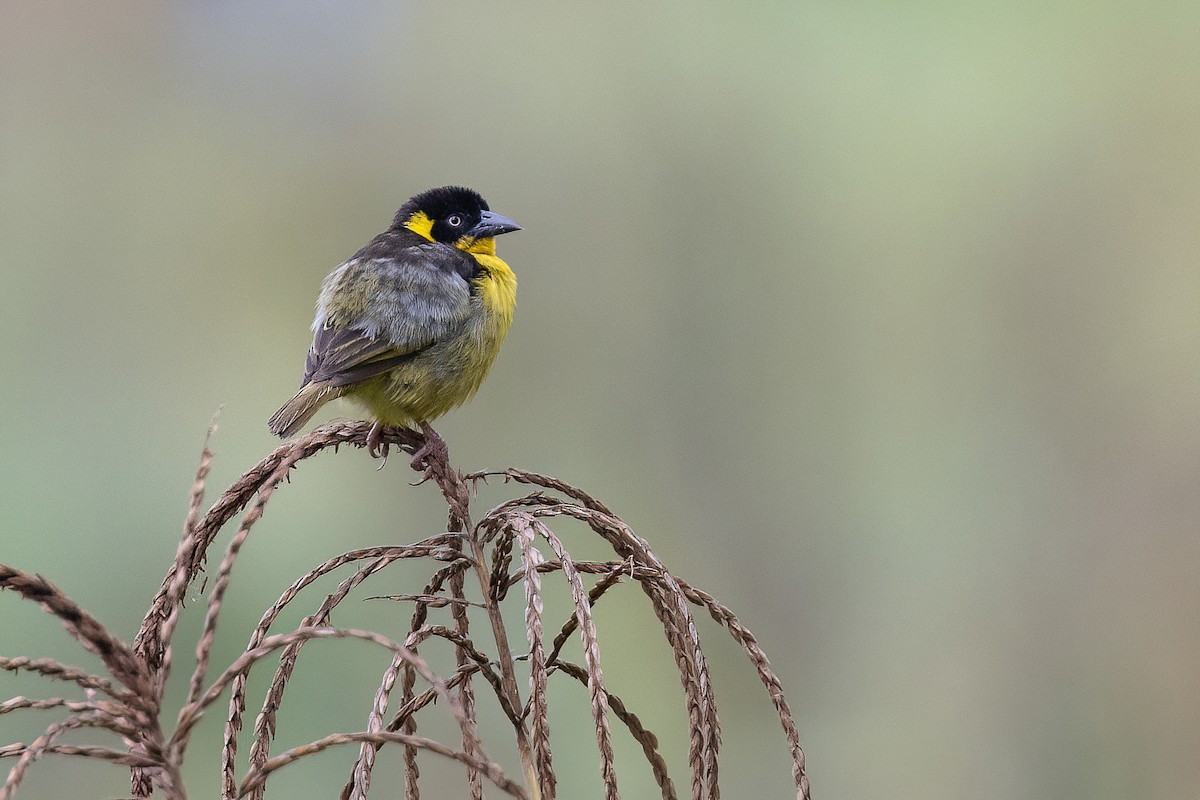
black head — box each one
[392,186,520,245]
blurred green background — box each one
[3,2,1199,798]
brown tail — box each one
[267,383,343,438]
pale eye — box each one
[447,214,464,227]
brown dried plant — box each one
[0,420,810,799]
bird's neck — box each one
[472,252,517,323]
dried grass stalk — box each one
[0,568,150,702]
[553,660,677,800]
[0,420,809,799]
[240,730,527,800]
[516,516,555,799]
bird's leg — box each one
[366,420,391,466]
[409,422,449,474]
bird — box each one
[268,186,520,457]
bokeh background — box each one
[2,2,1199,798]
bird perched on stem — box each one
[268,186,520,458]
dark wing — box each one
[301,323,422,387]
[300,245,475,388]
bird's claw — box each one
[366,421,391,467]
[409,423,448,478]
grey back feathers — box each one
[316,251,471,346]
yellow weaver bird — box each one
[268,186,520,455]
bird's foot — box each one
[409,422,449,477]
[366,421,391,468]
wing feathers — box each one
[302,323,426,388]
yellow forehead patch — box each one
[403,211,435,242]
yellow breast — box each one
[463,236,517,327]
[473,256,517,330]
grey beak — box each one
[469,210,522,238]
